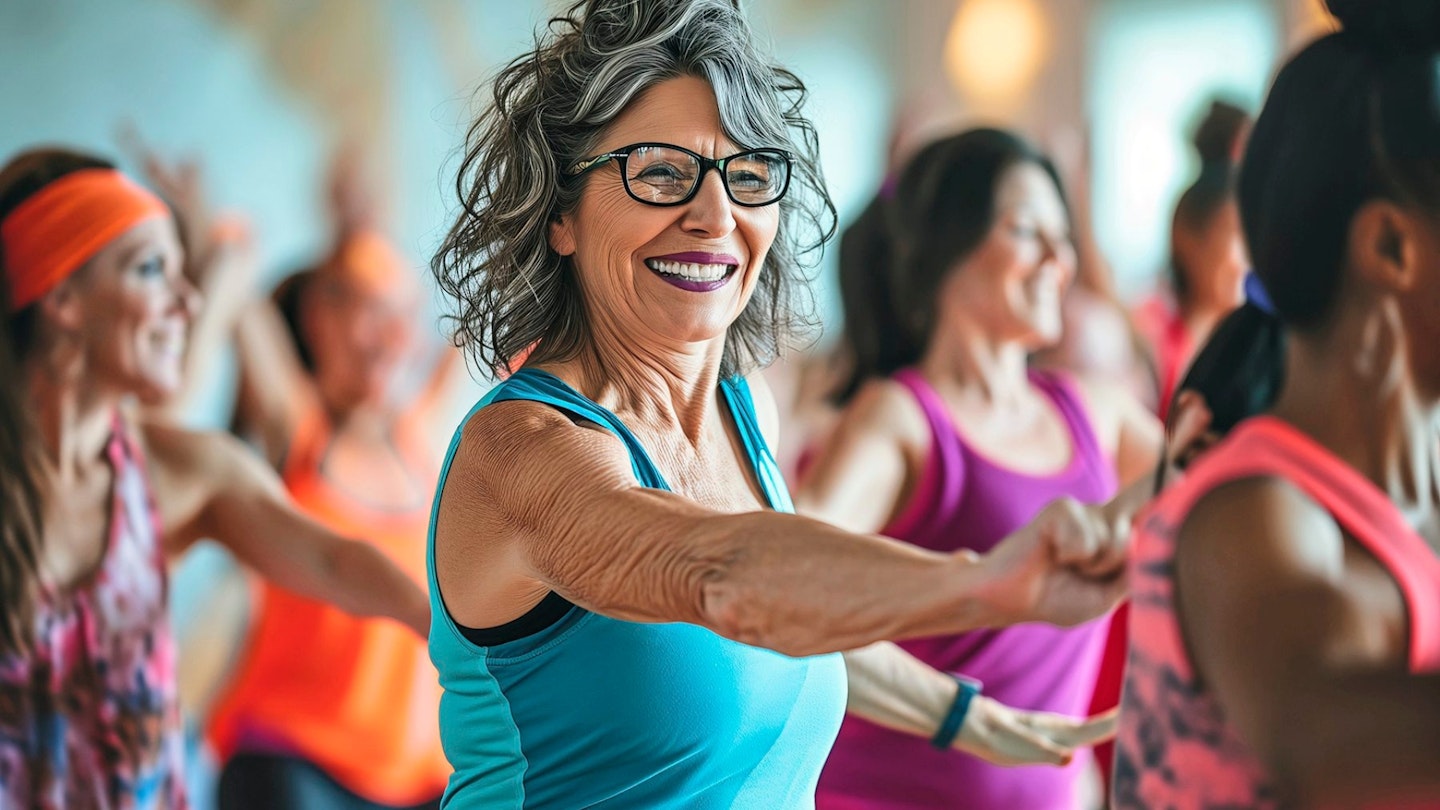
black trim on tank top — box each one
[457,590,574,646]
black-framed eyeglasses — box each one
[565,142,793,207]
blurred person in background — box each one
[189,152,455,810]
[1133,99,1252,422]
[799,128,1162,810]
[1089,106,1252,787]
[1035,125,1156,413]
[0,147,428,809]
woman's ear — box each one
[37,274,87,333]
[548,214,577,257]
[1348,200,1422,295]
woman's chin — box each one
[133,377,183,407]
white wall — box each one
[1087,0,1281,297]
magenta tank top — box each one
[816,369,1117,810]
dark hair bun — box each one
[1192,100,1250,166]
[1325,0,1440,50]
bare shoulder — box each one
[138,417,265,481]
[1069,373,1134,424]
[440,398,637,531]
[1070,372,1163,466]
[832,376,929,452]
[1179,475,1345,588]
[1175,471,1376,705]
[435,397,643,626]
[137,416,282,550]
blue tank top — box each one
[426,368,847,809]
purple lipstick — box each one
[645,252,741,293]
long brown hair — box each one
[832,128,1068,403]
[0,148,115,655]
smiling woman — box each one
[425,2,1146,808]
[434,1,832,379]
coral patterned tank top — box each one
[1115,417,1440,809]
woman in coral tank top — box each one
[206,159,456,810]
[1113,1,1440,807]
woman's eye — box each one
[635,164,691,184]
[729,171,767,189]
[136,256,166,277]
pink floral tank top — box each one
[0,415,186,809]
[1115,417,1440,809]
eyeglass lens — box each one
[623,146,788,206]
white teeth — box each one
[152,334,185,356]
[646,259,733,282]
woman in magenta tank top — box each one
[797,129,1162,809]
[1111,2,1440,807]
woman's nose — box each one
[679,169,738,238]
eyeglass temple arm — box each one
[566,153,622,176]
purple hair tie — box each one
[1244,272,1275,316]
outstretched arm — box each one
[439,387,1141,663]
[843,641,1117,766]
[231,294,318,465]
[148,422,429,636]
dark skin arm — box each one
[1273,672,1440,805]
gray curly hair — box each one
[432,0,836,379]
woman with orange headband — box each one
[202,154,454,810]
[0,148,429,809]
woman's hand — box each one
[977,495,1129,628]
[957,700,1117,767]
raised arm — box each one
[231,293,318,466]
[124,145,263,423]
[147,422,429,637]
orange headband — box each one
[2,168,169,313]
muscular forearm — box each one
[686,511,1003,656]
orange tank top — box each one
[206,404,449,806]
[1114,417,1440,809]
